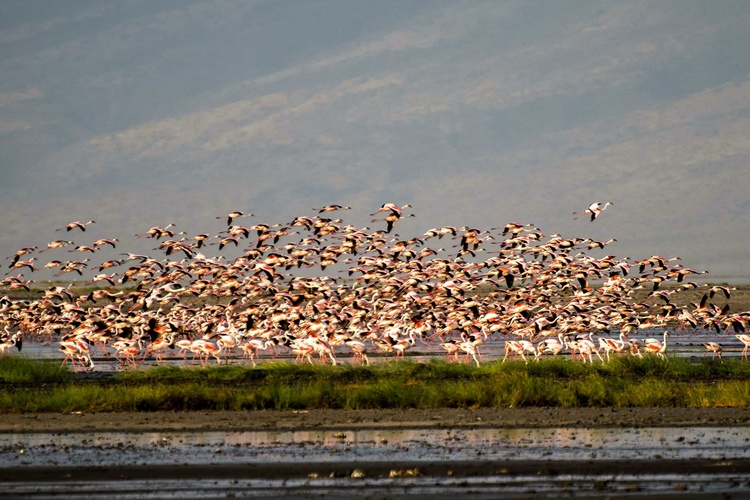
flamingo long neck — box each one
[408,330,417,344]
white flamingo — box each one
[644,331,670,359]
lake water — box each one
[2,425,750,498]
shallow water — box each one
[20,327,745,372]
[3,426,750,498]
[4,426,750,466]
[5,473,750,499]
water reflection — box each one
[3,426,750,468]
[3,426,750,497]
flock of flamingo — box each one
[1,201,749,371]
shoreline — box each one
[2,407,750,433]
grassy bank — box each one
[1,356,749,413]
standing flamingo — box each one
[345,339,370,365]
[703,342,723,361]
[644,331,670,359]
[598,332,628,360]
[736,334,750,360]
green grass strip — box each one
[1,357,749,413]
[0,356,72,385]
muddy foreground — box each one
[2,406,749,433]
[3,408,750,498]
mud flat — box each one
[2,411,750,498]
[1,407,749,433]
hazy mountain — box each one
[2,1,749,280]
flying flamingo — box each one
[57,220,95,232]
[314,205,351,213]
[40,240,74,252]
[574,202,613,221]
[5,257,36,275]
[370,203,412,216]
[7,247,37,268]
[372,212,415,234]
[217,211,254,226]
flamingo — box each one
[0,201,739,380]
[115,343,142,368]
[5,257,36,275]
[291,339,316,365]
[574,202,613,221]
[598,332,628,360]
[0,333,22,354]
[574,333,604,362]
[536,334,566,358]
[69,245,97,253]
[440,339,462,361]
[703,342,722,361]
[736,334,750,360]
[345,339,370,365]
[59,337,95,371]
[136,223,176,239]
[147,335,174,363]
[709,285,733,300]
[644,331,670,359]
[194,339,223,365]
[370,203,412,216]
[502,340,535,364]
[7,247,37,268]
[314,205,351,213]
[217,211,253,226]
[567,338,598,363]
[372,212,415,234]
[92,238,119,249]
[459,338,481,366]
[392,330,417,360]
[308,332,337,365]
[239,338,272,366]
[424,226,457,239]
[174,338,194,363]
[56,220,95,232]
[627,339,644,358]
[40,240,74,252]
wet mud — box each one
[2,420,750,498]
[1,407,749,434]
